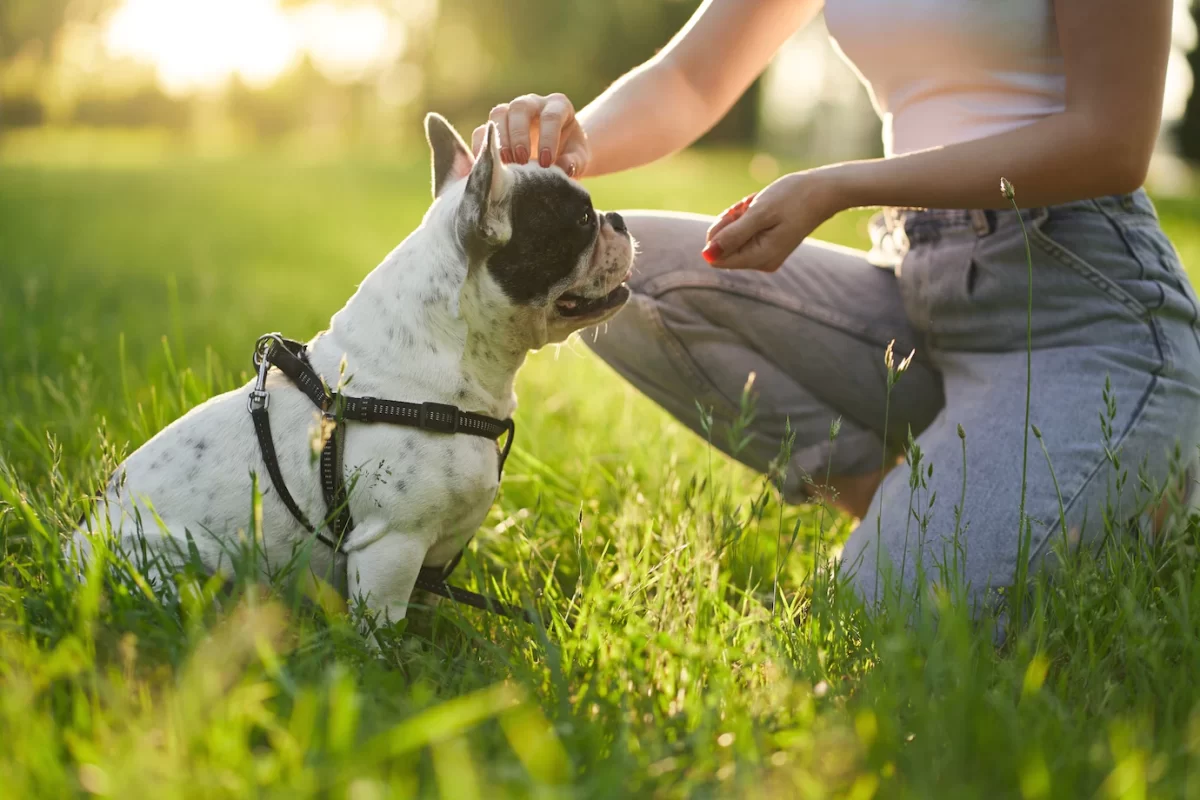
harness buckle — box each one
[253,332,285,370]
[247,335,275,413]
[419,401,460,434]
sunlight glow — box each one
[104,0,400,95]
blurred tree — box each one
[229,58,333,142]
[1,0,116,129]
[0,0,112,62]
[424,0,761,145]
[1179,1,1200,163]
[73,87,189,129]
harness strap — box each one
[248,333,530,624]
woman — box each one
[477,0,1200,613]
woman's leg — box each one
[843,194,1200,612]
[585,210,945,510]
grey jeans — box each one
[586,189,1200,609]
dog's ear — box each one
[425,112,474,199]
[457,120,513,251]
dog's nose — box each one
[605,211,627,234]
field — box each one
[4,132,1200,798]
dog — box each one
[71,113,634,629]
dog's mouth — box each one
[554,274,632,318]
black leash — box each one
[247,333,534,624]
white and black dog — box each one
[72,113,634,627]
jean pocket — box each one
[1028,208,1151,319]
[1108,211,1199,316]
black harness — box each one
[246,333,531,622]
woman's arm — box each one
[578,0,822,176]
[707,0,1174,270]
[472,0,821,178]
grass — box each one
[4,135,1200,797]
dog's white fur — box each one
[71,117,633,628]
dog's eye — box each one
[578,209,593,227]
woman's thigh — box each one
[842,344,1200,608]
[584,210,945,501]
[842,192,1200,610]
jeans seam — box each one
[651,279,907,356]
[1093,203,1147,283]
[1027,220,1150,319]
[1026,373,1159,565]
[637,294,742,419]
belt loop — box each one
[969,209,992,237]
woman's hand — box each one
[471,93,591,177]
[702,169,845,272]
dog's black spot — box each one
[194,439,208,455]
[387,325,397,342]
[454,388,468,402]
[486,172,596,305]
[201,515,214,528]
[407,463,418,476]
[395,480,408,494]
[187,466,199,481]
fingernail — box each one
[701,241,723,264]
[539,148,552,168]
[514,145,528,164]
[500,147,513,164]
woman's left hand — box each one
[702,169,844,272]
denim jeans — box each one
[586,189,1200,610]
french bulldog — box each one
[71,113,635,629]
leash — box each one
[246,332,535,624]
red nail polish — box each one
[701,242,722,263]
[514,145,528,164]
[500,147,513,163]
[539,148,552,168]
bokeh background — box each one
[7,7,1200,795]
[5,0,1200,444]
[5,0,1200,466]
[3,0,1199,174]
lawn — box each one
[4,133,1200,798]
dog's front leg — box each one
[346,530,429,636]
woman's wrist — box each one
[804,163,860,218]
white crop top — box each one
[823,0,1066,156]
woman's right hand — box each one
[471,93,591,178]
